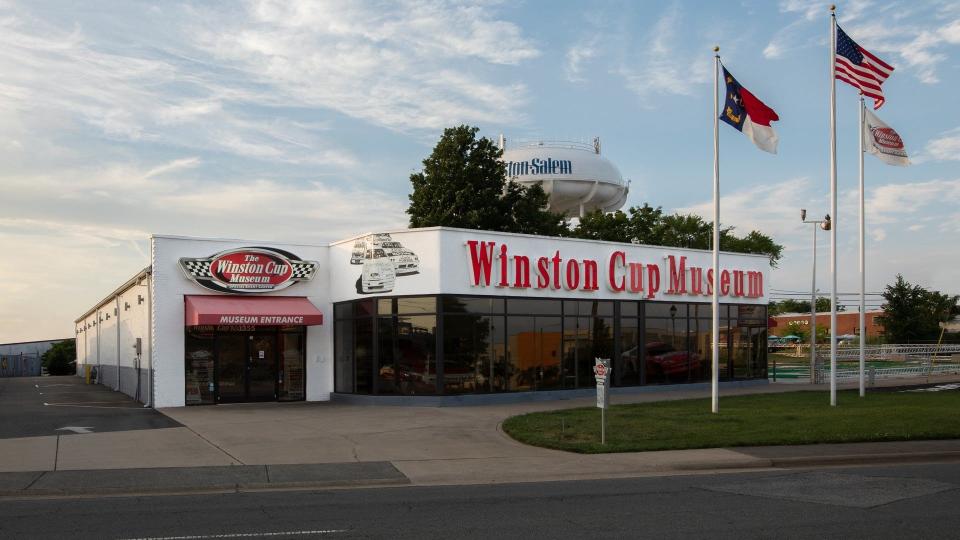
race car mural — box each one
[352,233,420,294]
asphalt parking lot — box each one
[0,376,180,439]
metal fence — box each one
[0,353,42,377]
[775,343,960,360]
[770,344,960,384]
[808,344,960,384]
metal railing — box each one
[771,344,960,384]
[775,343,960,359]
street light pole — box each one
[801,209,830,384]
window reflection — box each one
[507,316,562,391]
[331,297,767,395]
[185,328,215,405]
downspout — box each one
[96,310,101,383]
[116,296,121,392]
[146,273,153,408]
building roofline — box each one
[148,229,772,262]
[75,266,152,323]
[773,310,884,317]
[0,338,74,347]
[329,226,773,261]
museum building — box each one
[74,227,771,407]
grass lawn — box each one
[501,390,960,454]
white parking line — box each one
[119,529,346,540]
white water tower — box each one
[499,135,629,217]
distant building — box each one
[771,310,884,338]
[0,338,72,377]
[942,317,960,333]
[0,338,72,358]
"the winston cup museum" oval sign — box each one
[179,247,319,293]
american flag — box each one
[835,24,894,109]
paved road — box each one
[0,376,179,439]
[2,462,958,539]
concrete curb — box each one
[3,450,959,499]
[0,462,410,499]
[0,477,410,498]
[766,450,960,468]
[671,450,960,472]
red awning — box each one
[185,295,323,326]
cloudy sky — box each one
[2,0,959,342]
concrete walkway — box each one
[1,375,958,496]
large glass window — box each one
[688,304,711,383]
[443,314,504,394]
[334,318,355,393]
[355,318,374,394]
[330,296,769,397]
[618,302,641,386]
[185,328,215,405]
[507,315,562,391]
[645,304,690,384]
[279,331,305,401]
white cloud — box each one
[194,0,538,131]
[565,37,598,82]
[674,174,960,303]
[0,0,540,171]
[0,158,409,342]
[766,2,960,84]
[617,5,712,101]
[922,128,960,161]
[865,178,960,220]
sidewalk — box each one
[1,376,958,498]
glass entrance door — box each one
[248,333,278,401]
[215,332,278,402]
[218,334,248,402]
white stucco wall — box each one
[117,281,151,399]
[73,274,152,399]
[151,235,332,408]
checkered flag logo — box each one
[181,259,212,278]
[291,262,317,279]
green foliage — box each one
[571,205,783,266]
[783,321,808,340]
[407,125,567,235]
[502,390,960,453]
[407,125,784,263]
[42,339,76,376]
[877,274,960,342]
[769,297,841,315]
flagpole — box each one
[829,5,838,407]
[711,46,720,415]
[858,95,866,397]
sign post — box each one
[593,358,611,445]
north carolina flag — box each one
[719,66,780,154]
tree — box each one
[877,274,960,343]
[783,321,808,340]
[407,125,567,235]
[769,297,842,316]
[572,205,784,266]
[42,340,76,376]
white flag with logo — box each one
[863,108,909,166]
